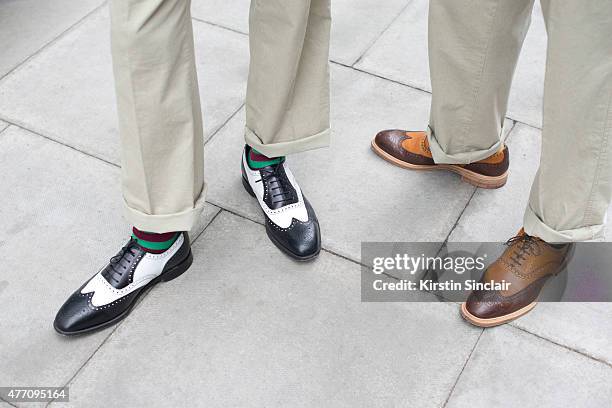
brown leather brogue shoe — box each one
[461,229,573,327]
[372,129,509,189]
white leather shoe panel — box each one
[242,152,309,229]
[80,234,184,307]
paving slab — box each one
[354,0,429,90]
[204,64,476,261]
[331,0,411,65]
[59,211,481,407]
[0,126,218,399]
[356,0,547,128]
[446,325,612,408]
[511,303,612,366]
[191,0,249,34]
[0,8,248,165]
[191,0,411,66]
[0,0,104,78]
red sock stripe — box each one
[250,150,275,161]
[132,228,178,242]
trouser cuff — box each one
[123,184,208,233]
[426,126,505,164]
[245,127,330,157]
[523,204,605,242]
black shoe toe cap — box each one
[54,291,98,334]
[266,197,321,261]
[54,289,136,335]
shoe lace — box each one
[104,238,139,285]
[256,164,295,207]
[504,234,542,268]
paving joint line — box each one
[441,328,484,407]
[191,16,248,36]
[0,97,243,170]
[0,395,18,408]
[191,204,224,244]
[332,61,542,131]
[45,324,121,407]
[509,324,612,369]
[204,200,264,228]
[0,122,10,135]
[352,0,415,67]
[440,187,479,248]
[321,247,367,268]
[415,187,479,294]
[204,199,367,268]
[334,60,434,95]
[0,117,120,168]
[0,1,108,84]
[503,119,518,142]
[203,102,245,147]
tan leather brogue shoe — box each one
[372,130,509,189]
[461,229,573,327]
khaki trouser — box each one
[427,0,612,242]
[110,0,331,233]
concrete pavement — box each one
[1,1,611,407]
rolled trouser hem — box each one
[523,204,605,243]
[244,127,330,157]
[426,126,505,164]
[123,184,208,233]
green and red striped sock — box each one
[132,227,180,254]
[247,147,284,169]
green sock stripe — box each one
[132,233,179,251]
[248,149,284,169]
[249,158,282,168]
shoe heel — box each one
[242,175,256,198]
[461,172,508,189]
[160,250,193,282]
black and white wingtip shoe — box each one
[53,232,192,335]
[241,146,322,261]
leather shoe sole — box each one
[460,301,537,328]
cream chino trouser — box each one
[427,0,612,242]
[110,0,331,233]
